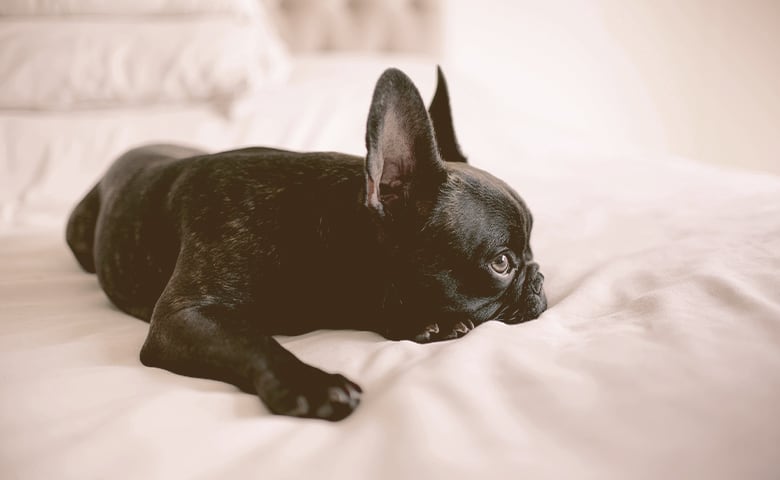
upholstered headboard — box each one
[263,0,442,55]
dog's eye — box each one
[490,254,512,275]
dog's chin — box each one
[500,294,547,326]
[404,301,546,343]
[380,266,547,344]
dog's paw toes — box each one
[315,376,361,419]
[413,323,440,343]
[261,370,361,421]
[412,320,475,343]
[441,320,474,340]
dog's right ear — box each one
[428,66,468,164]
[364,68,446,219]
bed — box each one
[2,1,780,479]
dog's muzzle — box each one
[522,262,547,321]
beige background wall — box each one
[442,0,780,174]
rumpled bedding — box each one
[1,56,780,480]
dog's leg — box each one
[139,300,361,421]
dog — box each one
[66,67,547,421]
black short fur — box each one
[66,68,547,421]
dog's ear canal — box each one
[428,66,468,164]
[364,68,447,218]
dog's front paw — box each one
[412,319,474,343]
[413,323,440,343]
[256,367,361,421]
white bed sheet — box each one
[1,56,780,480]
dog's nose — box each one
[523,263,547,319]
[527,265,544,295]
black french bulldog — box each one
[66,67,546,421]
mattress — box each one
[1,55,779,480]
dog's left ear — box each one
[364,68,447,218]
[428,66,468,164]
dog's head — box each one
[364,67,547,342]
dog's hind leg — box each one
[139,292,362,421]
[66,184,101,273]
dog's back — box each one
[67,144,371,323]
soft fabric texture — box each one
[264,0,442,54]
[1,56,779,480]
[0,1,288,110]
[0,0,258,16]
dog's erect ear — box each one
[364,68,446,218]
[428,66,467,164]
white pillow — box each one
[0,3,289,109]
[0,0,257,16]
